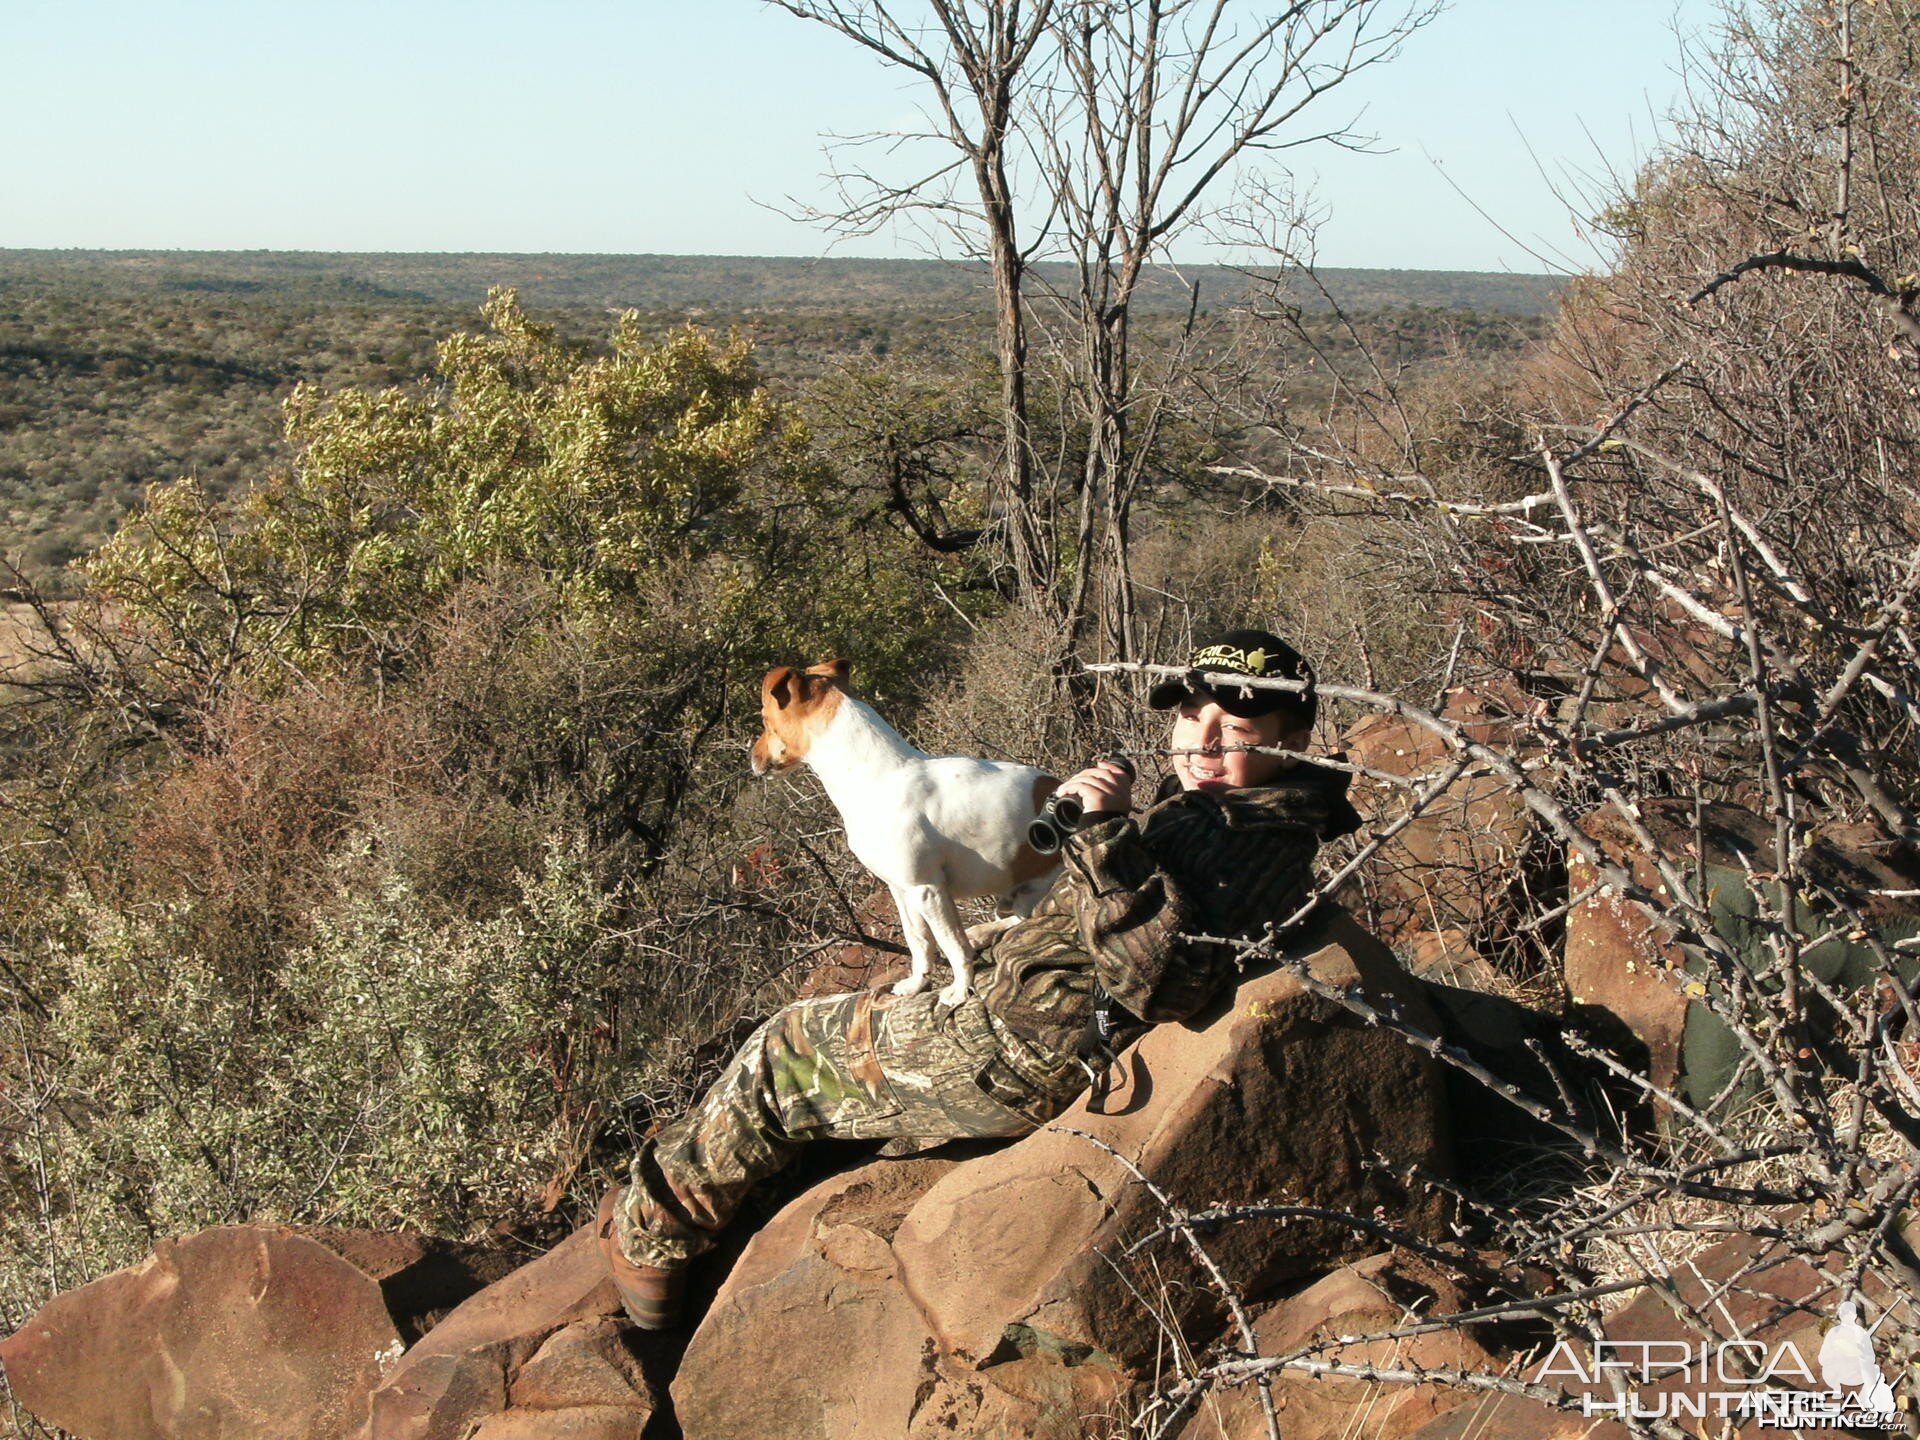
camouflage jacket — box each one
[976,762,1361,1106]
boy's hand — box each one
[1059,757,1135,818]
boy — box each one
[599,628,1360,1328]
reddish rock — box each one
[674,1157,958,1440]
[907,1353,1133,1440]
[0,1227,407,1440]
[466,1405,650,1440]
[1343,694,1533,969]
[794,938,909,999]
[363,1225,666,1440]
[893,909,1451,1371]
[1489,1224,1910,1440]
[1563,809,1694,1098]
[1186,1254,1493,1440]
[796,887,911,998]
[1406,1395,1626,1439]
[507,1319,656,1412]
[673,909,1451,1440]
[1566,800,1920,1109]
[290,1229,525,1341]
[1599,1225,1903,1415]
[678,1152,1133,1440]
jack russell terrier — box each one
[751,659,1061,1005]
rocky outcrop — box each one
[0,1228,513,1440]
[1566,799,1920,1110]
[670,909,1452,1439]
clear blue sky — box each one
[4,0,1713,272]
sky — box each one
[3,0,1715,273]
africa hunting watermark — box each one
[1533,1298,1904,1430]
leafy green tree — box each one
[84,289,839,680]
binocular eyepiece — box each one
[1027,755,1136,855]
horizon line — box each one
[0,246,1564,280]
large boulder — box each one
[671,908,1451,1439]
[360,1225,669,1440]
[1343,689,1533,982]
[1184,1253,1494,1440]
[672,1155,959,1440]
[0,1227,499,1440]
[1566,800,1920,1110]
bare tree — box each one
[771,0,1439,665]
[1033,0,1436,663]
[770,0,1058,608]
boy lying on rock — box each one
[598,628,1361,1329]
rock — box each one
[1416,980,1603,1165]
[1565,800,1920,1111]
[893,909,1450,1371]
[0,1227,409,1440]
[466,1409,650,1440]
[907,1354,1133,1440]
[796,887,910,998]
[508,1319,656,1412]
[1563,805,1698,1101]
[676,1148,1138,1440]
[1496,1223,1908,1440]
[1343,692,1534,969]
[673,1156,957,1440]
[1406,928,1504,991]
[1601,1222,1902,1369]
[362,1225,667,1440]
[290,1229,526,1343]
[672,908,1452,1440]
[1185,1253,1493,1440]
[1405,1395,1626,1439]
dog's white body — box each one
[753,660,1060,1006]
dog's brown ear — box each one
[807,658,851,686]
[763,665,798,708]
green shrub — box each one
[1,833,624,1317]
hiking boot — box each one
[595,1186,686,1331]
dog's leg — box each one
[910,885,978,1008]
[890,885,937,998]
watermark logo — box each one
[1532,1295,1904,1430]
[1818,1301,1899,1420]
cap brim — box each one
[1148,672,1293,718]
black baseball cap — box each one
[1146,628,1316,726]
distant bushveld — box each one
[0,250,1558,578]
[0,249,1562,316]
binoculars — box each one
[1027,755,1136,855]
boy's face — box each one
[1169,698,1301,792]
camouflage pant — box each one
[614,989,1053,1268]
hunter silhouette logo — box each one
[1818,1301,1898,1417]
[1192,643,1272,675]
[1533,1293,1906,1430]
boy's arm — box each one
[1062,799,1321,1023]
